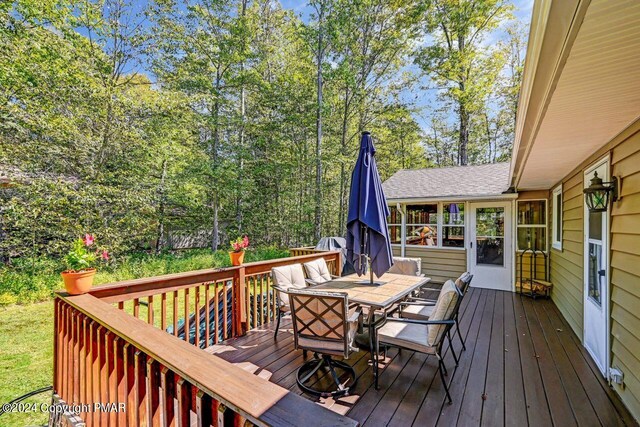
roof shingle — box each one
[382,162,511,200]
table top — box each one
[312,273,431,309]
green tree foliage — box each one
[0,0,522,263]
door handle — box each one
[598,269,606,277]
[470,242,473,249]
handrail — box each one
[54,291,357,427]
[90,251,341,301]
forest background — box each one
[0,0,530,302]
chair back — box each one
[427,280,460,347]
[454,272,473,294]
[387,257,422,276]
[303,258,332,284]
[271,264,307,307]
[288,289,352,358]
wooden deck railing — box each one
[53,251,354,427]
[289,246,328,257]
[88,251,340,347]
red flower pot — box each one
[61,269,96,295]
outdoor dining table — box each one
[312,272,431,388]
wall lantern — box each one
[583,172,619,212]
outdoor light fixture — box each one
[583,171,619,212]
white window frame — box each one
[552,185,563,250]
[387,205,402,246]
[389,202,466,251]
[516,199,548,252]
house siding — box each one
[547,122,640,420]
[391,246,466,284]
[610,129,640,418]
[550,170,584,340]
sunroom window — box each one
[406,204,438,246]
[443,203,465,248]
[387,205,402,244]
[517,200,547,251]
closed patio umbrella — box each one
[346,132,393,284]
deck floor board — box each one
[207,288,636,426]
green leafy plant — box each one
[63,234,109,272]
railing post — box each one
[232,266,247,337]
[335,252,342,277]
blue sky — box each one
[280,0,534,132]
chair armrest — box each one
[348,308,363,323]
[399,301,436,307]
[272,284,287,294]
[384,317,455,326]
[406,296,437,303]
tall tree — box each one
[416,0,513,165]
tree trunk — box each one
[236,0,248,232]
[314,3,325,242]
[156,158,168,254]
[338,86,350,234]
[211,71,222,251]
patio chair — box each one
[288,288,362,397]
[303,258,338,285]
[377,280,459,403]
[271,264,313,338]
[387,257,424,277]
[399,272,473,352]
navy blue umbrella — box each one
[346,132,393,284]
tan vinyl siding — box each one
[550,170,584,339]
[610,129,640,417]
[516,253,547,281]
[391,246,466,284]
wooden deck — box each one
[208,287,637,426]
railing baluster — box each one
[60,305,68,400]
[205,284,211,347]
[173,291,179,337]
[184,288,191,343]
[160,367,175,427]
[223,284,228,340]
[133,298,140,318]
[214,283,220,344]
[146,358,161,426]
[75,313,83,406]
[106,332,117,426]
[124,343,136,427]
[196,389,213,427]
[176,378,191,427]
[195,285,201,347]
[90,321,99,427]
[148,294,154,326]
[161,292,168,332]
[134,350,147,424]
[115,337,126,427]
[96,326,109,425]
[81,316,89,410]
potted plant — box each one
[229,235,249,266]
[60,234,109,295]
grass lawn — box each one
[0,301,53,427]
[0,247,289,426]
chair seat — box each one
[401,304,435,320]
[377,322,436,355]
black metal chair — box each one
[288,288,362,398]
[399,272,473,352]
[377,279,460,404]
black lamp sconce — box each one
[583,171,620,213]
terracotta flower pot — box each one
[61,268,96,295]
[229,251,245,266]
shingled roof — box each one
[382,162,511,201]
